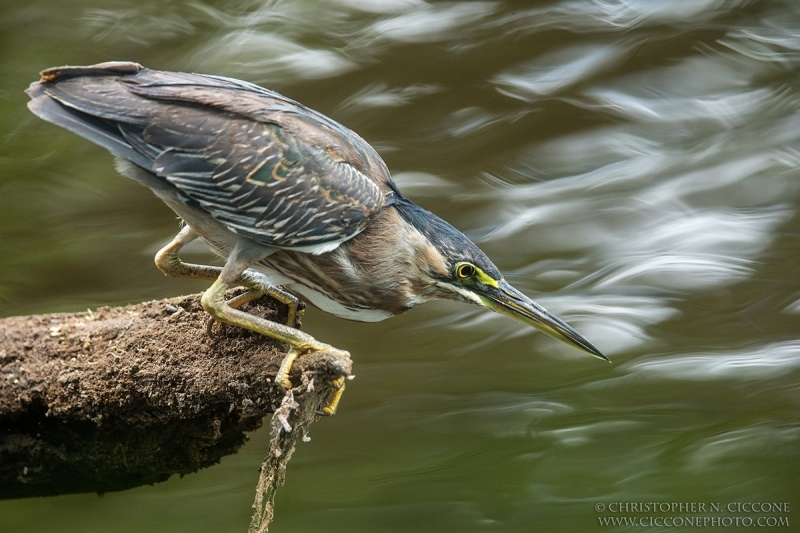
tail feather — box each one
[26,92,151,170]
[26,62,154,173]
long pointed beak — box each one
[480,280,609,362]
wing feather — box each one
[28,63,391,249]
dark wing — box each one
[26,62,391,249]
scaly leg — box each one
[157,229,348,413]
[317,376,346,416]
[225,285,301,327]
[156,227,300,327]
[199,243,349,402]
[155,225,222,281]
[206,285,302,336]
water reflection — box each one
[338,83,442,110]
[490,0,749,34]
[192,29,358,80]
[685,425,800,471]
[627,341,800,381]
[493,44,629,100]
[364,1,498,44]
[83,7,195,45]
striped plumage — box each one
[27,62,607,413]
[30,62,387,250]
[26,62,498,320]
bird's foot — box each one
[317,376,346,416]
[199,270,350,412]
[206,316,219,338]
[275,342,349,391]
[205,287,271,337]
[275,348,300,390]
[206,286,301,337]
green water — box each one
[1,0,799,531]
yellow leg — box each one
[275,348,299,390]
[221,285,303,328]
[206,288,264,337]
[155,226,222,281]
[200,244,349,392]
[157,228,348,403]
[157,226,301,328]
[263,285,301,328]
[317,376,346,416]
[227,288,264,309]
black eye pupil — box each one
[458,264,474,277]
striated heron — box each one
[27,62,608,414]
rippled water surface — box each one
[1,0,799,531]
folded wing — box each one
[27,62,389,249]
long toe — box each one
[317,377,346,416]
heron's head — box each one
[394,197,608,362]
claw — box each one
[276,348,299,390]
[316,376,346,416]
[326,376,346,389]
[206,316,219,338]
[199,264,350,412]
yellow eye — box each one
[455,263,475,278]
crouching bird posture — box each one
[27,62,608,414]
